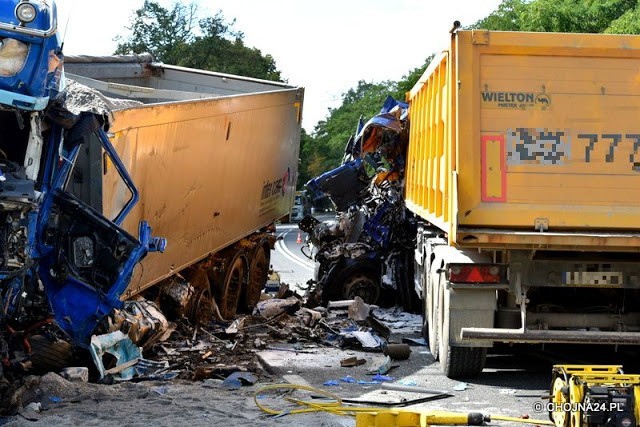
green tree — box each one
[115,1,282,81]
[472,0,638,33]
[298,55,434,185]
[605,3,640,33]
[471,0,529,30]
[304,80,394,178]
[296,128,314,188]
[114,1,196,63]
[392,55,433,100]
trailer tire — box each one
[215,251,248,320]
[29,335,74,373]
[438,285,486,378]
[242,244,270,312]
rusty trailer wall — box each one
[64,55,304,316]
[109,89,303,296]
[66,56,303,296]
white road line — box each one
[275,231,314,271]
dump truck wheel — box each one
[425,270,441,360]
[399,255,420,312]
[242,244,270,312]
[190,288,214,324]
[29,335,74,373]
[438,287,486,378]
[216,251,248,320]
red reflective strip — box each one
[449,265,501,283]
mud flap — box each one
[448,288,496,348]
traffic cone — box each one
[296,231,303,244]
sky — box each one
[55,0,503,132]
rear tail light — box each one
[447,264,505,284]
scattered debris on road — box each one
[1,282,424,416]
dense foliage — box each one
[297,60,431,187]
[472,0,640,33]
[115,1,282,81]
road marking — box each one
[275,231,314,271]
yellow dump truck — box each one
[407,26,640,378]
[64,54,303,321]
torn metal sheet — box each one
[351,331,384,349]
[89,331,142,381]
[108,299,171,350]
[301,97,417,308]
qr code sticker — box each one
[507,128,570,166]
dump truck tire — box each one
[398,255,420,313]
[425,270,441,360]
[440,345,487,379]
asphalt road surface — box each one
[271,221,315,290]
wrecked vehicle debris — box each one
[0,0,304,398]
[301,97,418,309]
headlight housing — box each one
[15,2,37,24]
[0,38,28,77]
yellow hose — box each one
[253,384,554,425]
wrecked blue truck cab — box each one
[0,1,164,380]
[301,97,419,310]
[0,0,62,110]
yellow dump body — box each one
[405,30,640,248]
[65,56,303,295]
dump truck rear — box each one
[407,27,640,377]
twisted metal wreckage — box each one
[300,97,420,311]
[0,1,170,387]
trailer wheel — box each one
[29,335,74,373]
[215,251,248,320]
[242,244,270,312]
[438,283,486,378]
[182,268,214,324]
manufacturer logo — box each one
[261,168,290,200]
[481,91,551,110]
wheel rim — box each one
[342,273,379,303]
[219,255,246,320]
[550,377,570,427]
